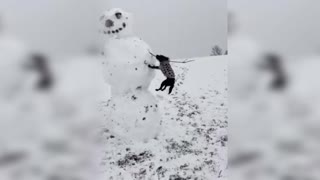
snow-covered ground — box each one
[97,56,228,180]
[0,54,227,180]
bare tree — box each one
[211,45,227,56]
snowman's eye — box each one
[115,12,122,19]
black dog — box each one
[262,53,287,91]
[28,54,54,91]
[148,55,175,94]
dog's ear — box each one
[156,55,169,61]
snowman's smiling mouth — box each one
[105,23,127,35]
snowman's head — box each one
[100,8,133,38]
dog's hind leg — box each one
[156,81,165,91]
[168,85,174,94]
[161,85,168,91]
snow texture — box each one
[97,56,228,180]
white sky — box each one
[229,0,320,56]
[0,0,227,59]
[109,0,227,58]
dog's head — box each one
[100,8,133,38]
[156,55,170,62]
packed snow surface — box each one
[97,56,228,180]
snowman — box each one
[99,8,161,142]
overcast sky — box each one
[229,0,320,57]
[0,0,226,59]
[109,0,227,58]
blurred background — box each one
[229,0,320,179]
[0,0,108,58]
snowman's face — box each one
[100,8,133,38]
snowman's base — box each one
[103,90,161,142]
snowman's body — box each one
[103,37,155,94]
[100,8,161,142]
